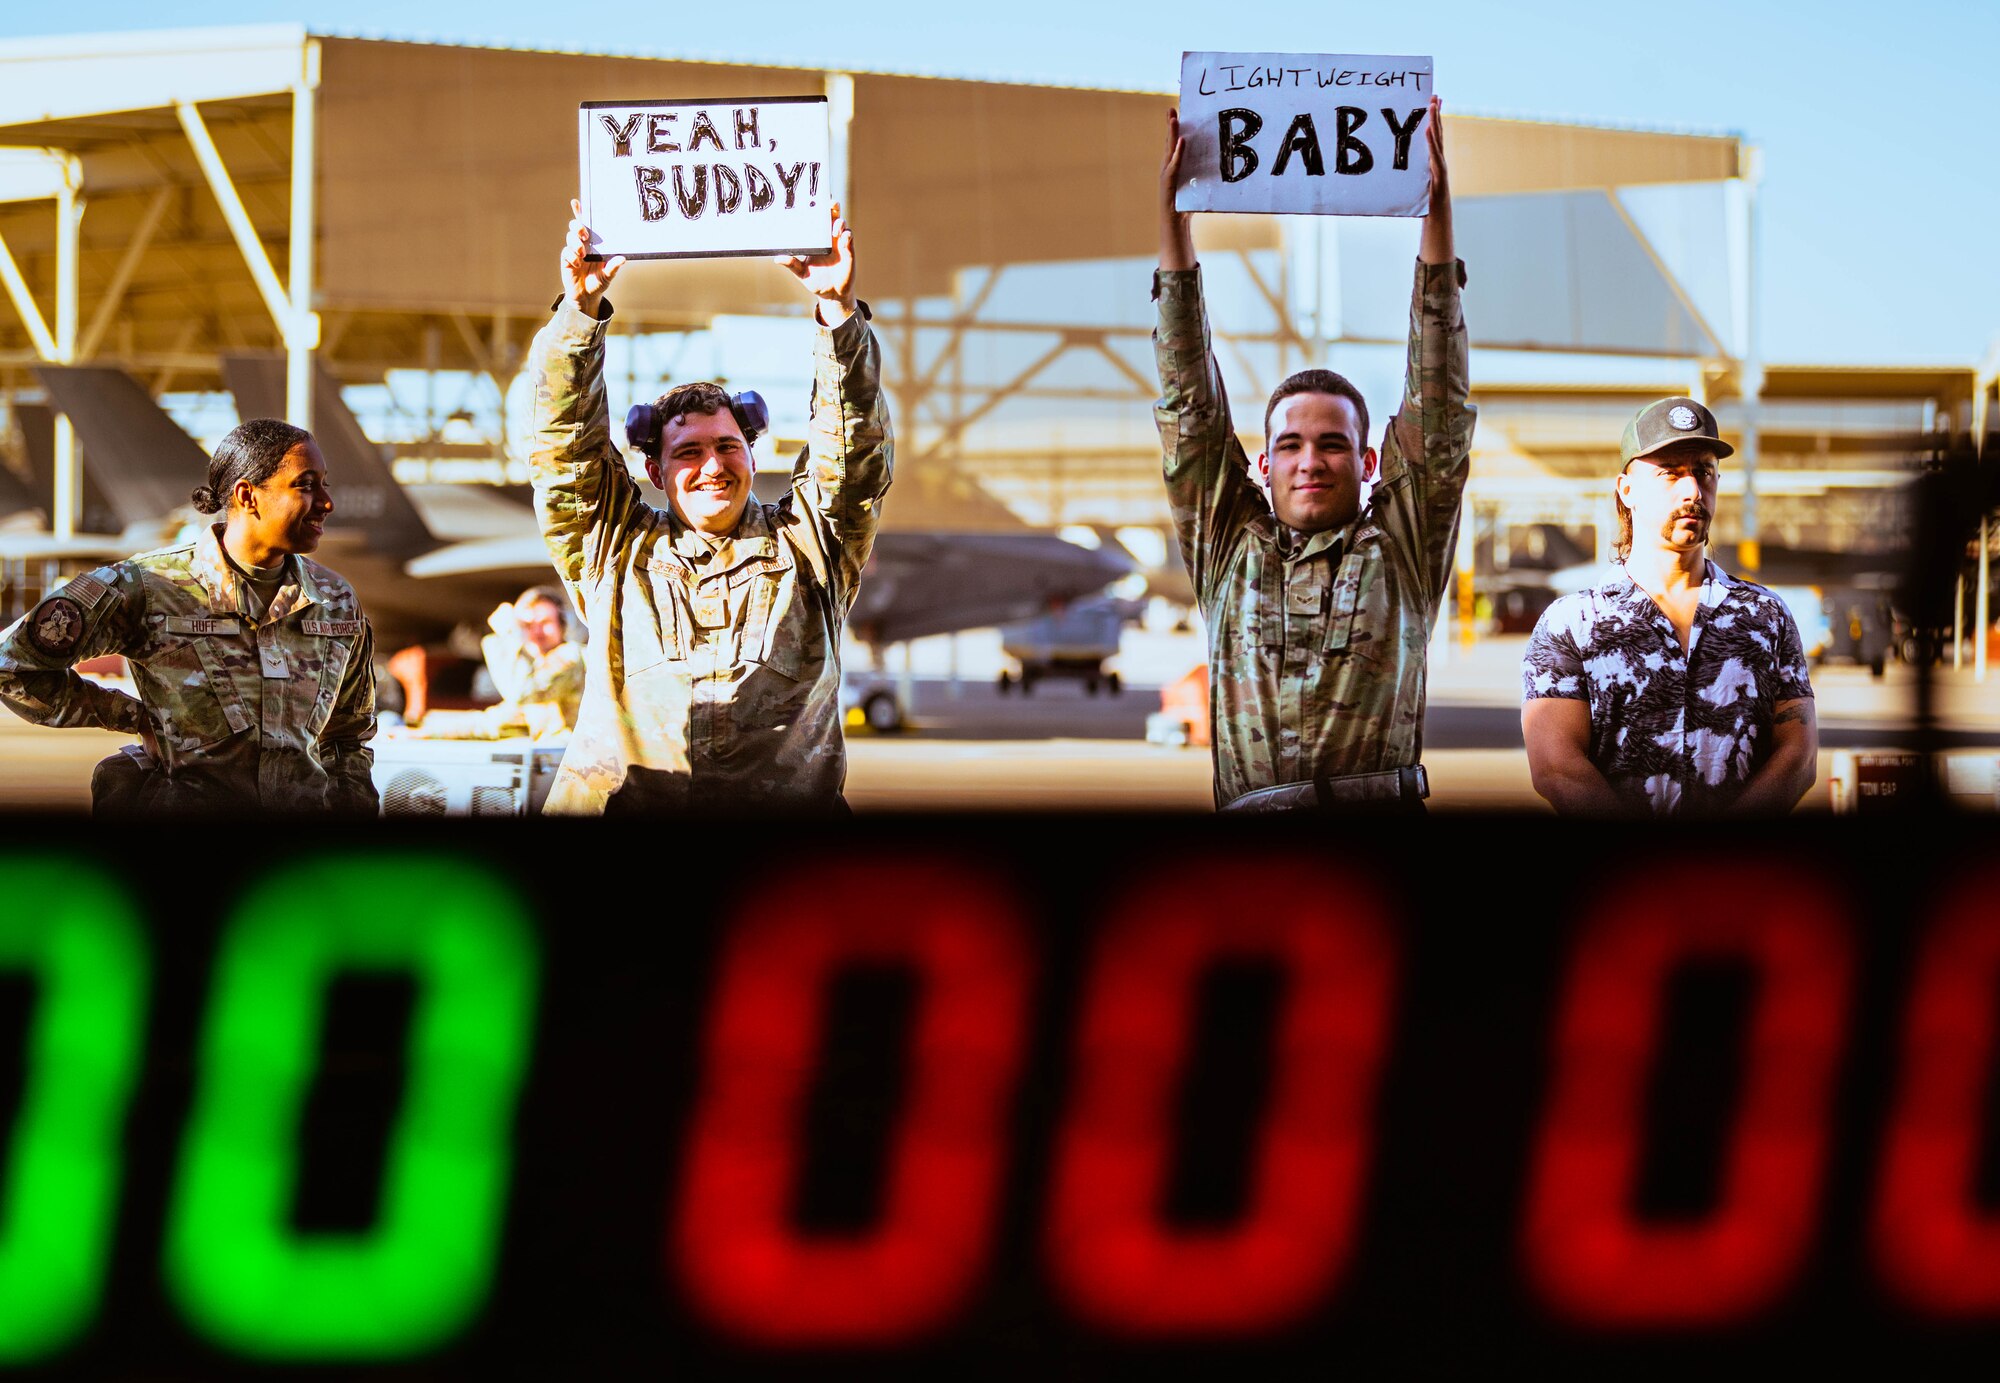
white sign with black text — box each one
[578,96,833,260]
[1174,53,1434,217]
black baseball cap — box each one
[1619,396,1735,469]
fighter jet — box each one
[219,355,557,651]
[0,375,207,625]
[12,358,1131,667]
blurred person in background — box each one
[479,586,584,738]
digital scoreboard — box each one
[0,815,1993,1377]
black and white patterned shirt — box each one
[1522,562,1814,815]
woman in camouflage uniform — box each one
[0,418,378,815]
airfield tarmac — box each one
[1,630,1995,813]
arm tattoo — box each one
[1772,704,1809,727]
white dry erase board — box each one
[578,96,833,260]
[1174,53,1434,217]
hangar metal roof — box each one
[0,25,1747,391]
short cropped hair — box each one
[1263,369,1370,450]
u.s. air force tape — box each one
[26,598,84,656]
[302,619,362,637]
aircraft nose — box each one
[1094,545,1136,578]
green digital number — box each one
[0,857,147,1363]
[166,854,538,1359]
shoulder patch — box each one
[303,619,363,638]
[61,572,112,610]
[26,597,85,657]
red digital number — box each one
[1876,862,2000,1314]
[1045,859,1396,1335]
[673,859,1032,1344]
[1523,864,1853,1324]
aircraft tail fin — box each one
[31,367,208,531]
[0,435,38,520]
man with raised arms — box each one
[526,199,890,814]
[1154,94,1472,812]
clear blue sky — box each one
[3,0,1995,367]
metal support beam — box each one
[52,159,82,539]
[1605,187,1731,361]
[448,312,502,390]
[0,227,57,360]
[824,73,854,211]
[1089,339,1156,397]
[1735,156,1763,573]
[150,318,200,397]
[867,310,1406,353]
[911,337,1074,465]
[1954,324,1994,679]
[1222,335,1266,404]
[1979,513,1991,685]
[176,99,293,337]
[1954,570,1965,670]
[286,42,321,428]
[79,185,172,359]
[902,267,1004,413]
[1235,248,1310,356]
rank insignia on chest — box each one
[691,592,729,629]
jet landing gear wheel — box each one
[862,691,903,733]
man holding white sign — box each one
[1175,52,1435,217]
[1154,86,1472,813]
[578,96,833,261]
[524,197,890,814]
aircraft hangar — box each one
[0,24,1989,668]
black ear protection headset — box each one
[624,391,769,458]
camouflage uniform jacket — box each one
[1155,259,1474,807]
[527,297,891,814]
[0,524,378,812]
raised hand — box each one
[774,203,857,327]
[563,198,626,315]
[1159,108,1195,272]
[1419,96,1454,266]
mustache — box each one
[1671,505,1710,521]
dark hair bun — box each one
[190,485,222,514]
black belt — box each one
[1220,765,1430,814]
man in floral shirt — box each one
[1522,397,1817,816]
